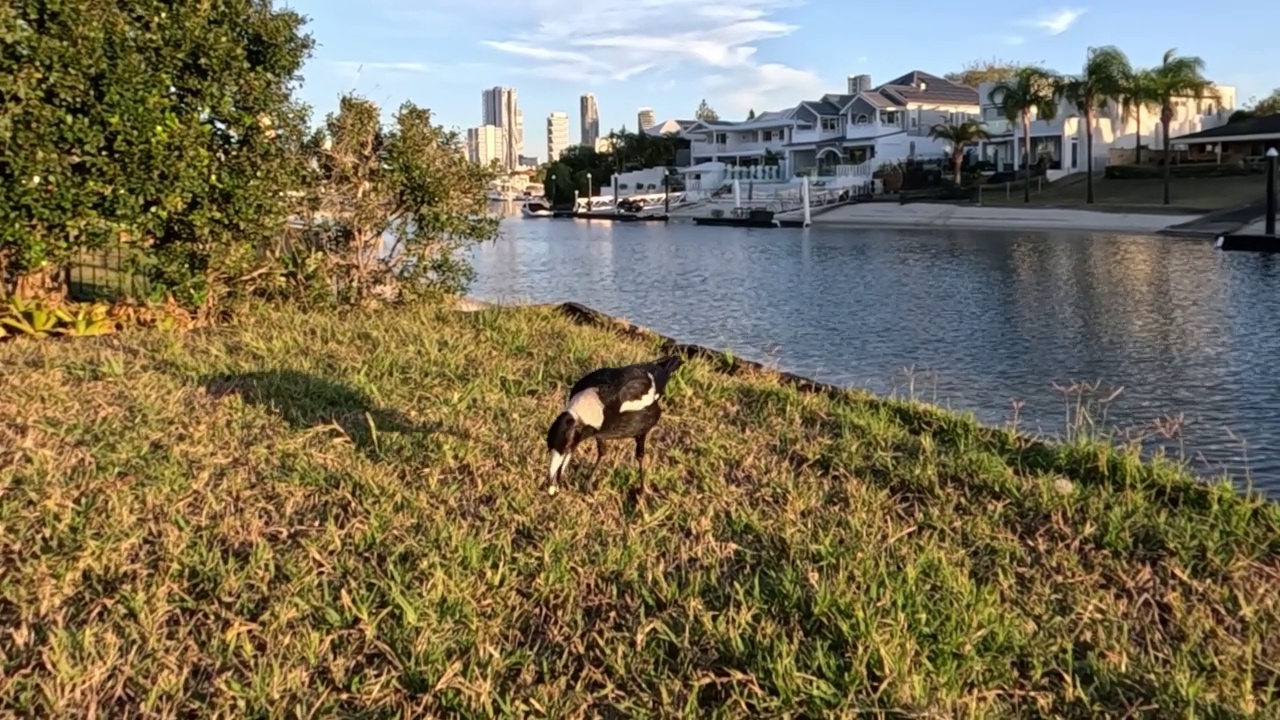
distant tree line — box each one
[1229,89,1280,121]
[539,129,688,206]
[944,58,1032,86]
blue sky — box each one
[289,0,1280,161]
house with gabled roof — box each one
[785,71,981,177]
[643,119,699,137]
[684,109,799,181]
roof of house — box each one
[799,99,844,116]
[684,110,799,134]
[874,71,979,106]
[643,119,693,136]
[821,93,857,108]
[1173,114,1280,142]
[855,92,898,110]
[754,109,793,121]
[791,71,980,117]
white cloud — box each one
[997,35,1026,46]
[328,61,436,82]
[480,42,594,67]
[1019,7,1086,35]
[707,63,826,116]
[477,0,825,115]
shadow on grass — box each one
[200,369,463,455]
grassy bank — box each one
[2,301,1278,716]
[978,174,1262,213]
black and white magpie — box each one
[545,355,684,494]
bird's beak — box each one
[548,450,571,491]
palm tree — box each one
[1148,48,1216,205]
[1058,46,1132,204]
[928,120,992,183]
[988,66,1062,203]
[1119,68,1160,165]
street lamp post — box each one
[585,172,593,211]
[1266,147,1278,236]
[549,174,556,206]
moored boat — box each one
[521,199,554,218]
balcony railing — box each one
[790,128,845,144]
[690,139,786,155]
[980,119,1012,135]
[720,164,791,181]
[845,122,885,139]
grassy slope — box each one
[978,174,1261,212]
[2,302,1278,717]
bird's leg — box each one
[634,432,649,494]
[581,438,607,492]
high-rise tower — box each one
[546,111,570,162]
[482,86,521,170]
[580,93,600,148]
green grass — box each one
[2,301,1279,717]
[978,173,1263,213]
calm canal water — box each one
[467,216,1280,492]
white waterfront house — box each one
[784,72,982,176]
[686,110,797,179]
[976,80,1237,179]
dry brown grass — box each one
[1,301,1278,717]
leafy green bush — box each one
[0,0,312,308]
[290,95,499,306]
[2,3,497,315]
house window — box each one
[854,114,870,125]
[762,130,774,141]
[882,111,899,125]
[821,116,840,131]
[714,133,727,144]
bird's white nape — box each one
[619,372,658,413]
[565,387,605,428]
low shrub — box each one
[1104,163,1261,180]
[0,296,195,342]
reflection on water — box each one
[468,217,1280,491]
[487,199,528,219]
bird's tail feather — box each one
[651,354,683,389]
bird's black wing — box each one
[569,367,623,399]
[568,364,663,411]
[609,368,658,411]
